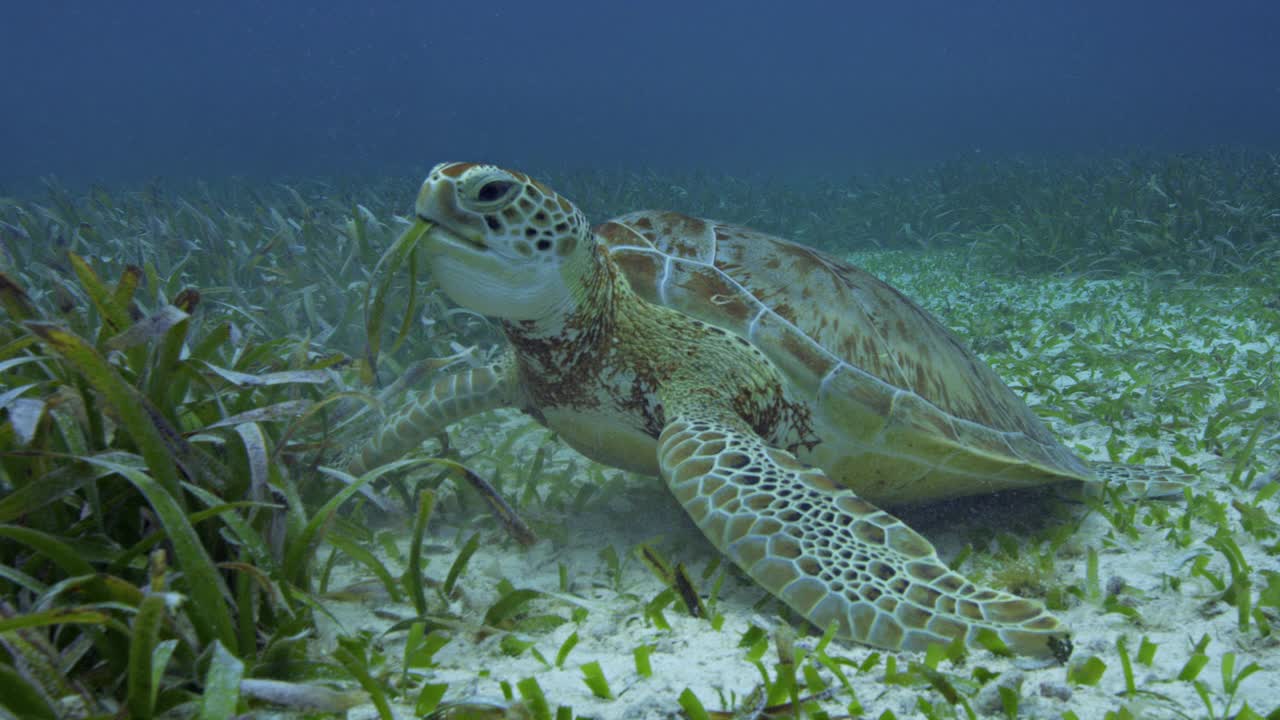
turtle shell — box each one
[596,211,1091,504]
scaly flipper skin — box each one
[657,398,1071,659]
[349,359,516,476]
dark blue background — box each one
[3,1,1278,186]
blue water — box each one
[3,1,1278,186]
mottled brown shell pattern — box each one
[596,211,1090,502]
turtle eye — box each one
[474,180,516,205]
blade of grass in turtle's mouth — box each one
[418,215,487,250]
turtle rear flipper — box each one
[1088,462,1195,499]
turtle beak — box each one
[419,217,488,251]
[415,180,489,250]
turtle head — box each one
[414,162,593,321]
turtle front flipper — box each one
[656,407,1071,660]
[348,359,517,476]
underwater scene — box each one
[2,3,1279,719]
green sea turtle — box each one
[352,162,1184,659]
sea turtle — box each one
[351,162,1184,659]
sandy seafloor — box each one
[318,251,1279,719]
